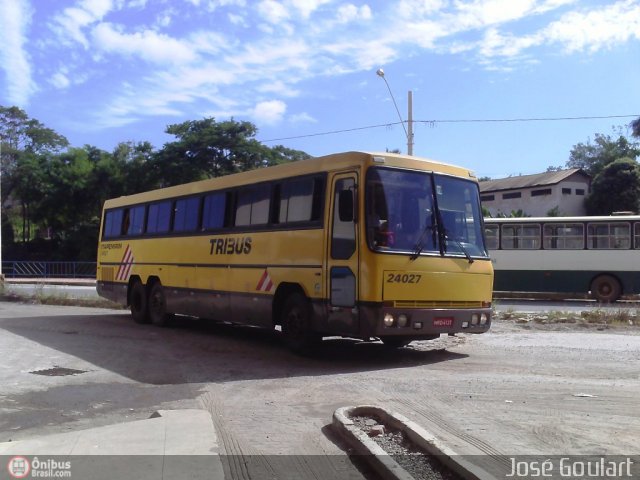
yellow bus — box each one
[96,151,493,352]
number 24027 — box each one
[386,273,422,284]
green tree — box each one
[567,131,640,177]
[154,118,259,186]
[631,117,640,138]
[153,117,310,187]
[585,158,640,215]
[1,106,69,249]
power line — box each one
[261,114,640,143]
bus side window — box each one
[588,222,630,249]
[236,184,270,226]
[104,209,124,239]
[277,177,317,224]
[202,192,226,230]
[502,224,540,249]
[484,225,498,250]
[126,205,146,236]
[174,196,200,232]
[147,201,172,234]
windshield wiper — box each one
[410,212,437,261]
[444,231,474,264]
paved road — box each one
[1,302,638,479]
[6,280,639,313]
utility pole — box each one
[376,68,414,155]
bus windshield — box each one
[366,167,488,259]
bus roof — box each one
[103,150,476,209]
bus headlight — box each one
[471,313,479,325]
[398,314,408,327]
[480,313,488,325]
[383,313,395,327]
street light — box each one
[376,68,414,155]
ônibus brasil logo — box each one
[7,456,30,479]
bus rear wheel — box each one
[590,275,621,303]
[148,282,173,327]
[130,281,149,324]
[281,293,320,354]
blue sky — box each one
[0,0,639,178]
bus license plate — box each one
[433,317,454,327]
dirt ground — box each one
[0,303,638,479]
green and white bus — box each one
[485,215,640,302]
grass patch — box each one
[494,307,638,327]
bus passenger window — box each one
[174,197,200,232]
[484,225,498,250]
[126,205,145,236]
[588,223,630,249]
[202,193,226,230]
[147,201,172,234]
[104,209,124,238]
[279,178,315,223]
[236,185,270,226]
[501,224,540,249]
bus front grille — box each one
[391,300,484,309]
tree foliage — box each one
[152,118,310,187]
[585,158,640,215]
[567,132,640,177]
[1,109,310,260]
[632,117,640,138]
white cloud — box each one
[92,23,198,64]
[257,0,290,24]
[228,12,247,26]
[251,100,287,125]
[397,0,447,18]
[0,0,36,105]
[40,0,638,134]
[51,0,117,48]
[336,4,372,23]
[289,0,332,18]
[460,0,640,65]
[289,112,317,123]
[51,71,71,89]
[544,1,640,53]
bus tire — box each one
[148,282,173,327]
[130,281,149,324]
[281,293,320,354]
[590,275,621,303]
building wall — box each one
[481,179,589,217]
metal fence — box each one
[1,261,97,279]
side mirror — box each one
[338,190,354,222]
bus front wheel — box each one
[130,281,149,324]
[381,337,411,349]
[590,275,621,303]
[281,293,320,354]
[148,282,173,327]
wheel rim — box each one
[285,308,304,339]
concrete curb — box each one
[333,405,496,480]
[0,409,221,457]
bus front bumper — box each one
[359,304,492,338]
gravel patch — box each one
[350,415,462,480]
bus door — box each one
[326,173,359,334]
